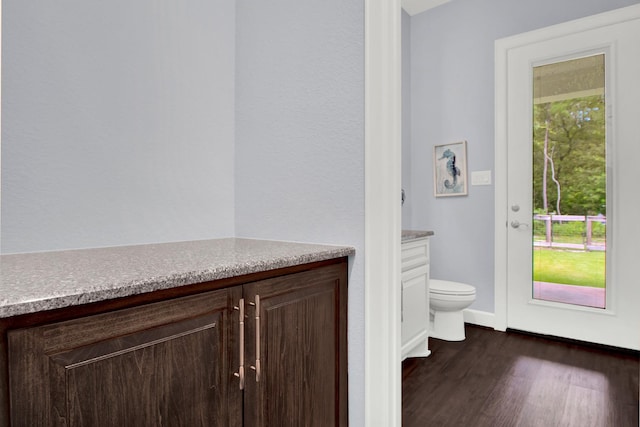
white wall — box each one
[1,0,236,253]
[234,1,365,424]
[3,0,368,422]
[401,10,413,227]
[2,2,367,423]
[407,0,639,312]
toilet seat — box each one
[430,279,475,296]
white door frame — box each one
[364,0,402,426]
[494,3,640,333]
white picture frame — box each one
[433,141,468,197]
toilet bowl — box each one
[429,279,476,341]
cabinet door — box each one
[401,265,429,358]
[8,288,242,427]
[242,262,348,427]
[401,237,430,360]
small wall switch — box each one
[471,170,492,186]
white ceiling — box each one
[402,0,451,16]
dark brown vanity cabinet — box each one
[8,287,243,426]
[242,262,348,427]
[3,259,348,427]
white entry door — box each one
[496,6,640,350]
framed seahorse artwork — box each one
[433,141,468,197]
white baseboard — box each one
[463,309,495,329]
[401,330,429,360]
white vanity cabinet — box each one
[401,235,431,360]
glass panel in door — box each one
[531,54,607,309]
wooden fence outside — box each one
[533,214,606,251]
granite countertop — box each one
[0,238,355,319]
[401,230,434,242]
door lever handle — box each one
[510,220,530,229]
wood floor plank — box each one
[515,369,571,426]
[480,375,532,425]
[402,325,639,427]
[559,385,610,427]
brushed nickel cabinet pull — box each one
[249,295,261,382]
[233,299,245,390]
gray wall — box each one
[407,0,639,312]
[234,1,365,424]
[3,1,366,423]
[1,0,236,253]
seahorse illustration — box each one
[439,149,460,189]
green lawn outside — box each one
[533,248,605,288]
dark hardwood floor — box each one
[402,325,639,427]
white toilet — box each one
[429,279,476,341]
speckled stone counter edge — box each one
[0,238,355,319]
[402,230,434,242]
